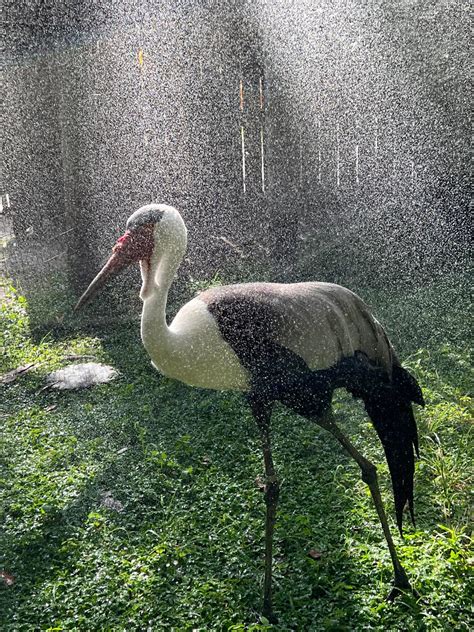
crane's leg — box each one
[249,396,279,623]
[319,410,412,600]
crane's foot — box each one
[387,574,420,602]
[262,607,278,625]
[262,595,278,623]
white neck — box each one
[139,207,187,354]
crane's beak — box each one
[74,250,129,311]
[74,224,155,312]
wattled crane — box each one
[76,204,423,622]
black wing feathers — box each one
[332,353,422,533]
[203,285,423,533]
[364,397,417,533]
[392,364,425,408]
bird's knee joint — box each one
[265,475,280,504]
[361,462,377,485]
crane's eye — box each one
[113,232,131,253]
[112,224,155,262]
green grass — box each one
[1,282,473,631]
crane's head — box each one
[74,204,178,311]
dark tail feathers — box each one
[364,365,423,533]
[392,364,425,408]
[330,354,423,533]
